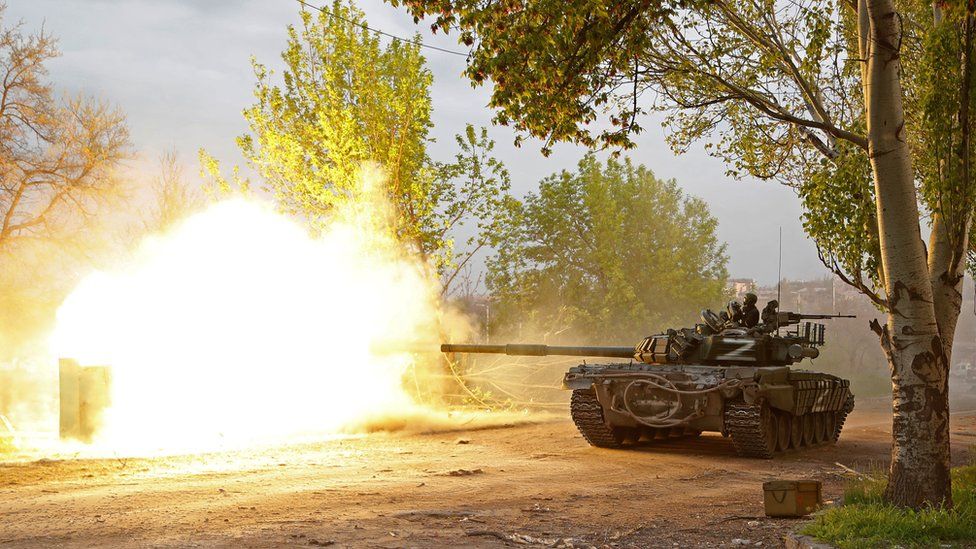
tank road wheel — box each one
[638,427,658,442]
[824,412,838,443]
[790,414,804,449]
[725,402,777,459]
[812,413,826,445]
[820,413,833,443]
[570,389,627,449]
[775,412,791,452]
[671,426,697,439]
[801,414,815,446]
[617,426,639,444]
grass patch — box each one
[802,464,976,548]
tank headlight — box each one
[788,344,820,359]
[788,344,804,359]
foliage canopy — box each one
[487,155,728,344]
[393,0,975,298]
[203,1,513,294]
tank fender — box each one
[753,367,795,413]
[726,367,764,404]
[760,385,796,413]
[723,367,758,379]
[562,374,595,391]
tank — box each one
[441,304,856,458]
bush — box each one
[802,464,976,548]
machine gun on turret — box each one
[758,309,856,346]
[770,311,857,327]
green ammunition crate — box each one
[763,480,822,517]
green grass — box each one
[802,464,976,548]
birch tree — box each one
[393,0,975,507]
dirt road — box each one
[2,403,974,548]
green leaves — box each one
[485,155,728,344]
[432,124,519,295]
[393,0,976,303]
[202,1,516,295]
[907,4,976,279]
[798,138,882,299]
[226,0,435,244]
[393,0,673,152]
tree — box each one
[392,0,974,507]
[0,5,128,362]
[201,0,434,246]
[202,1,511,295]
[140,150,204,235]
[0,6,129,254]
[487,155,728,344]
[432,124,519,296]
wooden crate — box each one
[763,480,822,517]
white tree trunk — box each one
[862,0,953,508]
[929,215,972,360]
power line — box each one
[293,0,471,58]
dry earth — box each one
[1,400,975,548]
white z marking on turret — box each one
[716,339,757,361]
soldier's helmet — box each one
[744,293,758,306]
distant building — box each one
[752,277,856,312]
[728,278,755,299]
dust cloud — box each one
[0,166,533,457]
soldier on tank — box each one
[761,299,780,327]
[741,293,760,328]
[727,300,744,326]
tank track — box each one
[570,389,625,448]
[832,394,855,441]
[725,398,855,458]
[725,402,775,459]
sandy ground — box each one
[1,400,975,549]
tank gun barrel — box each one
[440,343,635,359]
[791,313,856,320]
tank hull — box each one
[563,362,854,458]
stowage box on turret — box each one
[441,300,855,458]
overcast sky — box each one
[8,0,830,285]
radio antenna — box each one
[776,227,783,337]
[777,226,782,305]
